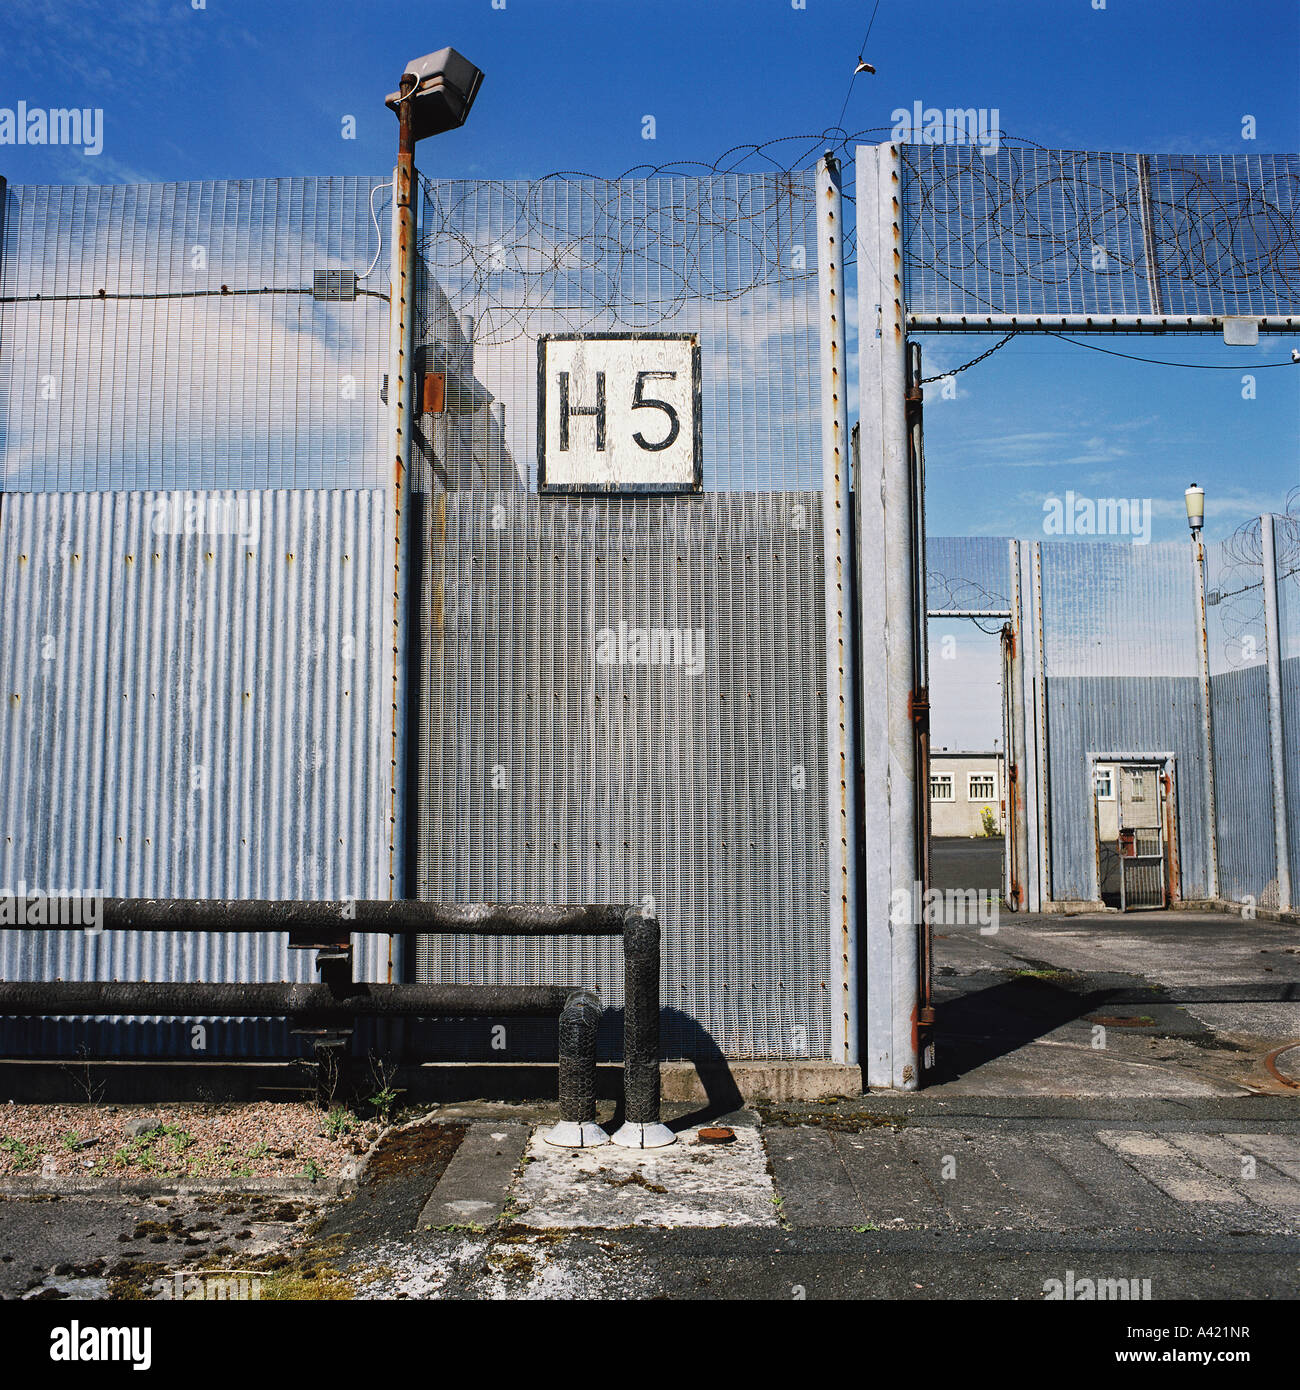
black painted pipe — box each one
[0,981,576,1019]
[1,898,663,1122]
[620,908,661,1126]
[89,899,627,936]
[557,987,600,1125]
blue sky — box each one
[2,0,1297,747]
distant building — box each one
[929,750,1005,838]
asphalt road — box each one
[931,835,1004,892]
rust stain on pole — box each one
[388,70,417,910]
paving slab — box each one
[1227,1132,1300,1182]
[764,1125,864,1228]
[1097,1130,1246,1204]
[829,1129,950,1229]
[511,1124,778,1229]
[1166,1132,1300,1215]
[1029,1130,1193,1231]
[968,1130,1114,1230]
[417,1123,530,1230]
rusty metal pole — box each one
[815,152,859,1072]
[386,72,418,939]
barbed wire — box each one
[902,145,1299,318]
[413,127,1055,348]
[925,565,1011,622]
[414,132,1296,352]
[1211,486,1300,667]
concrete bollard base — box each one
[610,1121,675,1149]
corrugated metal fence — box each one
[0,488,391,1055]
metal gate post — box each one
[1261,514,1293,910]
[1006,540,1030,909]
[816,152,859,1069]
[386,77,417,940]
[856,142,920,1090]
[1031,542,1052,904]
[1191,533,1220,900]
[1013,543,1045,911]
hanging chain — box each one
[919,331,1018,384]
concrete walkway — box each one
[2,907,1295,1301]
[927,909,1299,1098]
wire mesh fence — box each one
[901,146,1300,318]
[0,177,392,493]
[410,170,835,1059]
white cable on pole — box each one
[357,178,393,280]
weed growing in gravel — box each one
[162,1125,195,1155]
[0,1136,36,1170]
[322,1107,357,1140]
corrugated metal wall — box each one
[410,172,833,1061]
[0,488,391,1055]
[1044,675,1208,901]
[1039,541,1209,902]
[415,492,829,1061]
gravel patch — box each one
[0,1101,377,1183]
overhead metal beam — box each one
[909,313,1300,334]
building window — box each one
[1094,766,1114,800]
[1128,770,1146,801]
[969,773,996,801]
[930,775,953,802]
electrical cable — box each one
[835,0,883,135]
[357,178,391,280]
[1045,333,1298,369]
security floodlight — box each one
[1184,482,1205,535]
[385,48,484,142]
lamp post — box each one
[382,50,484,927]
[1186,483,1219,901]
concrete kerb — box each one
[0,1174,351,1199]
[418,1113,775,1234]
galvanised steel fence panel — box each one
[411,172,833,1060]
[0,488,393,1056]
[0,177,393,493]
[902,147,1300,319]
[1207,531,1281,906]
[925,535,1012,613]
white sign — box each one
[537,333,701,493]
